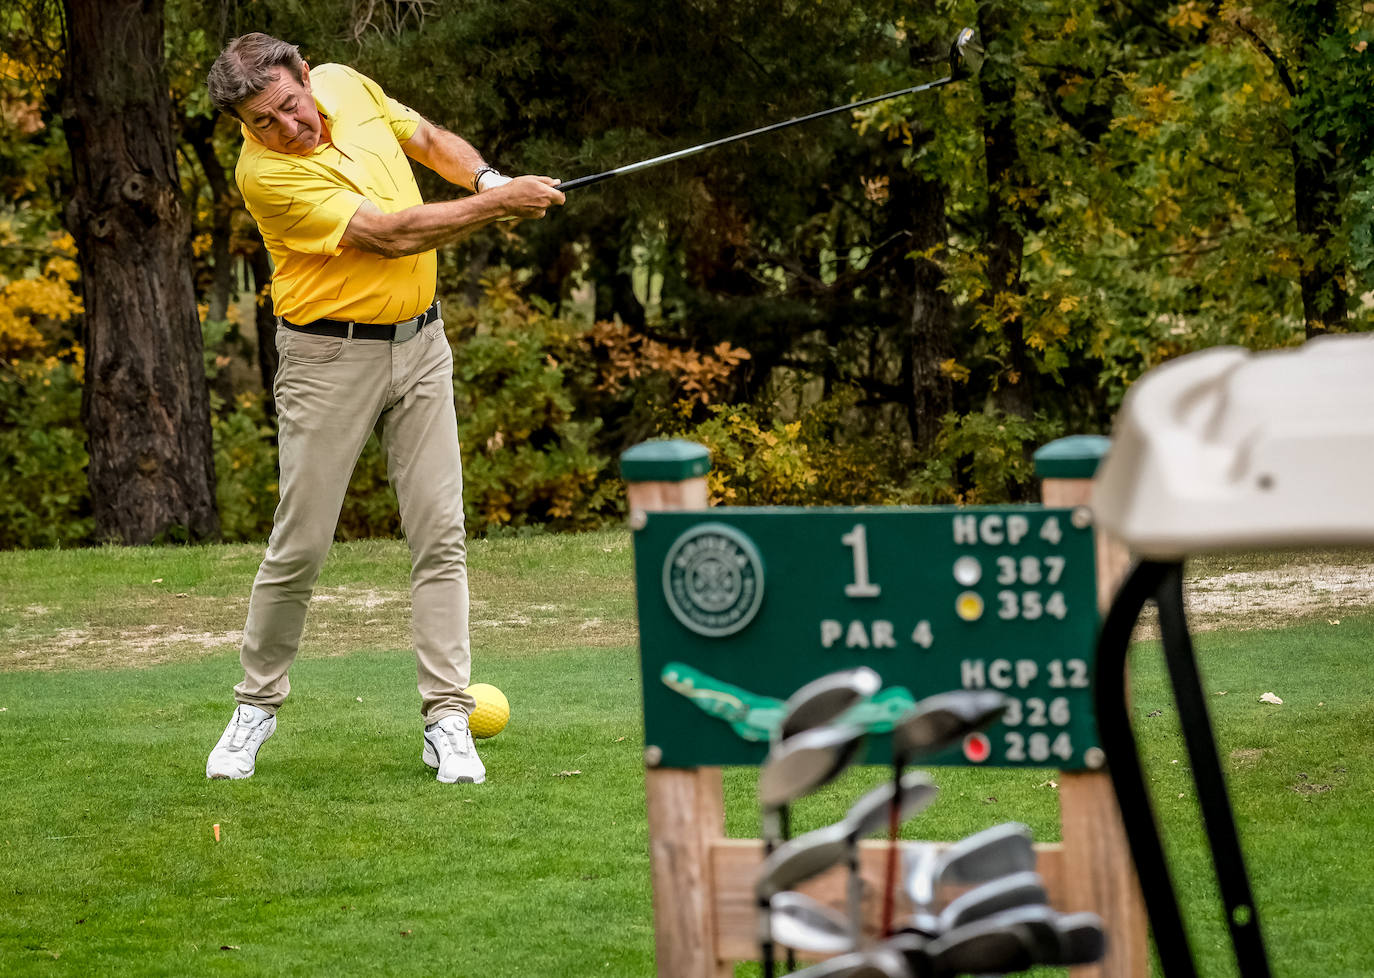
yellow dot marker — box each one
[956,591,985,622]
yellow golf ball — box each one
[467,683,510,739]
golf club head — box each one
[883,931,931,974]
[902,822,1035,908]
[771,892,855,955]
[1055,911,1108,965]
[900,844,941,908]
[949,27,985,81]
[892,690,1010,760]
[757,821,852,897]
[924,915,1038,977]
[938,871,1048,932]
[785,946,914,978]
[845,771,939,840]
[967,905,1065,966]
[776,667,883,743]
[759,724,868,810]
[941,822,1036,885]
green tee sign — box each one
[633,506,1101,769]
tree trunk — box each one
[977,1,1034,421]
[1293,0,1348,338]
[62,0,219,543]
[186,114,234,323]
[893,170,955,455]
[1293,146,1347,337]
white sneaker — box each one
[422,714,486,784]
[206,704,276,779]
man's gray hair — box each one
[207,33,306,116]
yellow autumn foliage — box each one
[0,232,82,358]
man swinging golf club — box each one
[203,33,564,783]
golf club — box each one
[903,822,1037,910]
[760,723,869,842]
[558,28,983,193]
[777,667,884,744]
[1055,911,1109,965]
[882,691,1012,936]
[771,891,855,956]
[765,669,883,860]
[766,668,881,971]
[840,772,938,945]
[758,818,859,977]
[784,946,915,978]
[906,870,1048,937]
[922,912,1044,977]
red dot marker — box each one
[963,732,992,763]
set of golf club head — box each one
[754,667,1106,977]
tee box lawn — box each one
[0,533,1370,976]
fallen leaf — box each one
[1328,619,1340,625]
[1147,709,1162,718]
[221,945,239,951]
[175,592,190,598]
[355,697,363,703]
[556,770,582,778]
[1259,692,1283,705]
[152,578,163,584]
[614,736,626,743]
[400,930,412,938]
[982,796,997,804]
[1215,690,1228,696]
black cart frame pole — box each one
[1094,560,1273,978]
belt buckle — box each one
[393,318,421,343]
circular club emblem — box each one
[662,523,765,637]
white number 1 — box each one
[842,524,881,598]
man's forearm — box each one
[406,123,488,190]
[344,195,506,258]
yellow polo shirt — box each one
[236,64,436,325]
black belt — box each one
[280,300,441,341]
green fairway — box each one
[1,534,1371,976]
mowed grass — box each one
[1,535,1371,976]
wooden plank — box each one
[711,837,1069,963]
[1041,475,1148,978]
[645,767,732,977]
[1059,772,1151,978]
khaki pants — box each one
[234,316,474,727]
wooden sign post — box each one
[621,436,1147,977]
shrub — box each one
[669,388,906,507]
[211,391,279,542]
[445,280,618,533]
[907,410,1065,504]
[0,354,93,548]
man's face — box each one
[236,65,322,155]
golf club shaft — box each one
[559,74,955,192]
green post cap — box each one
[1034,435,1111,479]
[620,439,712,483]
